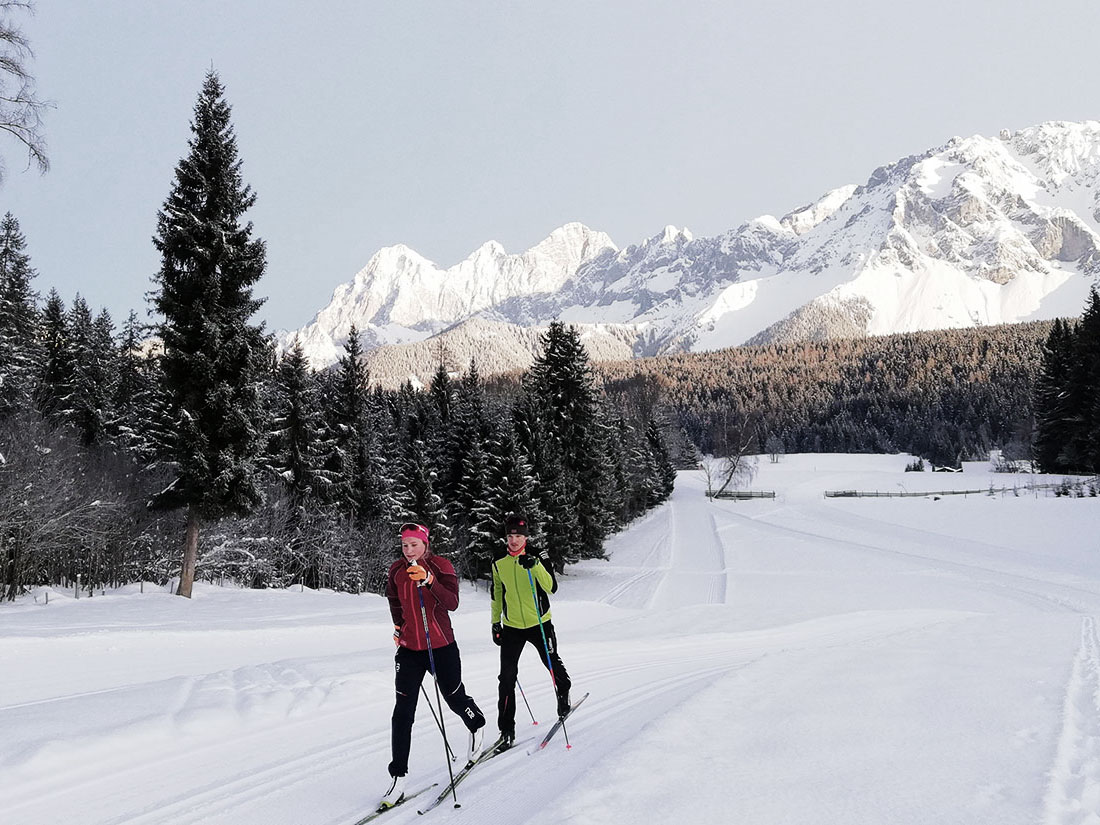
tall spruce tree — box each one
[65,299,116,446]
[511,391,577,570]
[442,360,493,566]
[427,361,460,501]
[327,325,387,524]
[393,431,449,551]
[1033,317,1077,473]
[523,322,610,562]
[270,340,325,505]
[1071,289,1100,473]
[268,340,330,587]
[645,419,677,503]
[34,289,69,420]
[149,71,268,598]
[0,211,39,417]
[110,310,157,459]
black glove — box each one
[492,623,503,646]
[518,553,537,569]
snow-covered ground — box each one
[4,454,1100,825]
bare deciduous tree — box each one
[765,433,784,464]
[0,1,49,184]
[704,410,760,497]
[0,412,124,600]
[701,451,758,498]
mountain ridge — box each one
[278,120,1100,383]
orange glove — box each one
[407,563,433,587]
[393,624,402,647]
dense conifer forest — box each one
[1032,289,1100,475]
[597,321,1057,469]
[0,284,677,601]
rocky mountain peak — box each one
[279,121,1100,381]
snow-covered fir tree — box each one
[645,419,677,503]
[1065,289,1100,473]
[0,212,40,418]
[488,423,546,560]
[270,342,328,498]
[65,298,116,447]
[33,289,71,422]
[523,321,612,562]
[266,340,334,587]
[511,391,580,570]
[426,361,459,499]
[149,70,268,598]
[109,310,158,460]
[393,432,450,553]
[325,324,389,525]
[1033,318,1078,473]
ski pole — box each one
[526,566,570,748]
[421,683,457,761]
[516,676,538,725]
[412,561,460,808]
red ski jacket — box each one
[386,552,460,650]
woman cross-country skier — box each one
[379,522,486,810]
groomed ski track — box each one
[5,458,1100,824]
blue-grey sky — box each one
[4,0,1100,332]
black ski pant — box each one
[497,621,571,735]
[390,642,485,777]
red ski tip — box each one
[566,744,573,750]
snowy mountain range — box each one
[279,121,1100,379]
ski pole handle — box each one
[408,557,429,588]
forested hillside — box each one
[598,321,1054,468]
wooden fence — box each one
[705,490,776,500]
[824,489,983,498]
[824,484,1067,498]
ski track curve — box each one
[1042,616,1100,825]
[598,567,665,608]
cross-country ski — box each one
[529,692,590,754]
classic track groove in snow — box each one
[1042,616,1100,825]
[648,500,728,609]
[11,704,390,825]
[598,567,665,608]
[729,498,1100,614]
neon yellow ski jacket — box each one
[491,551,557,629]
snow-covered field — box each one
[4,454,1100,825]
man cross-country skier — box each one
[491,513,572,748]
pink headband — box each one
[400,524,430,545]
